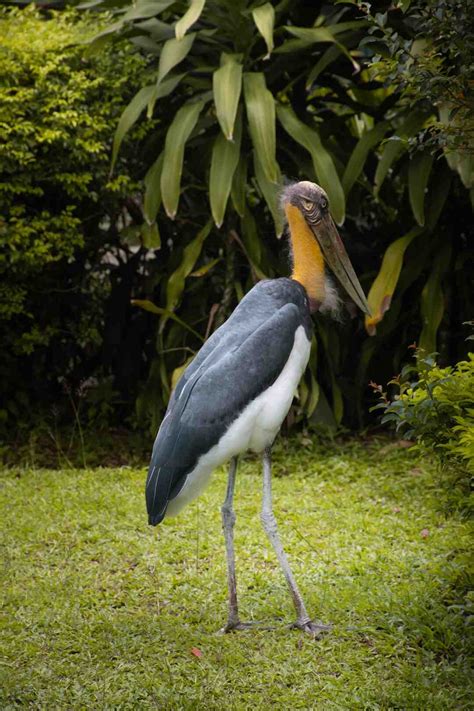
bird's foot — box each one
[219,620,275,634]
[291,618,332,638]
[219,619,259,634]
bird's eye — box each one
[302,199,314,211]
[320,198,328,210]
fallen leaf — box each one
[421,529,429,538]
[190,647,203,658]
[393,507,401,514]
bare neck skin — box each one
[285,204,325,312]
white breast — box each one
[165,325,311,518]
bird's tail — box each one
[145,462,168,526]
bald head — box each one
[280,181,329,226]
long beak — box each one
[310,215,371,315]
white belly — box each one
[166,326,311,518]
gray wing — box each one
[146,299,306,525]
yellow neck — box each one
[285,204,325,307]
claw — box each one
[219,620,257,634]
[292,619,332,638]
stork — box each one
[146,181,370,635]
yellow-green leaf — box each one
[252,2,275,58]
[166,220,213,312]
[175,0,205,40]
[160,100,204,218]
[141,222,161,249]
[111,85,154,171]
[342,121,389,196]
[171,355,195,390]
[131,300,204,341]
[157,33,195,84]
[231,154,247,217]
[189,257,221,277]
[276,104,345,224]
[243,73,278,183]
[408,152,434,226]
[209,112,242,227]
[253,151,284,238]
[213,55,242,140]
[144,152,164,223]
[365,226,423,335]
[306,373,320,418]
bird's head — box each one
[281,181,370,316]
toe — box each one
[294,620,332,638]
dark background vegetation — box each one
[0,0,472,462]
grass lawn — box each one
[1,437,472,709]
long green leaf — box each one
[253,151,283,238]
[284,25,337,44]
[231,154,247,217]
[141,222,161,249]
[374,110,429,195]
[175,0,206,40]
[147,72,186,118]
[111,85,154,171]
[408,152,434,226]
[365,226,423,335]
[160,100,204,218]
[418,244,450,359]
[241,207,262,266]
[189,257,221,277]
[144,152,164,223]
[209,112,242,227]
[439,103,474,189]
[122,0,174,21]
[342,121,389,196]
[276,104,345,224]
[243,73,278,183]
[252,2,275,58]
[374,138,406,196]
[306,44,341,88]
[157,33,195,84]
[316,321,342,424]
[166,220,213,312]
[135,17,174,40]
[131,300,204,341]
[283,25,359,70]
[425,160,452,231]
[213,55,242,140]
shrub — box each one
[372,352,474,476]
[0,7,154,434]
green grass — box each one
[1,437,472,709]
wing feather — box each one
[145,279,311,524]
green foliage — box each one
[78,0,472,433]
[0,7,154,431]
[372,353,474,476]
[1,439,472,707]
[2,1,473,438]
[364,0,474,159]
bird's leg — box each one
[220,456,245,633]
[260,447,330,637]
